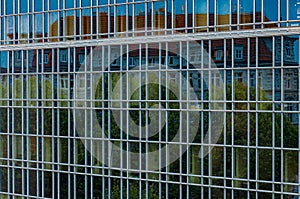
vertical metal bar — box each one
[6,48,11,196]
[32,0,35,41]
[96,0,99,39]
[224,38,227,199]
[200,39,204,199]
[229,0,232,30]
[261,0,264,28]
[280,35,284,199]
[113,0,116,37]
[26,49,30,197]
[62,0,66,41]
[12,0,15,42]
[27,0,30,43]
[185,0,188,33]
[41,49,45,198]
[247,37,251,199]
[151,1,154,35]
[165,41,169,199]
[298,34,300,199]
[84,46,88,199]
[145,1,148,36]
[278,0,281,27]
[287,0,289,26]
[52,48,56,199]
[125,0,128,37]
[255,37,259,199]
[120,44,124,199]
[107,45,111,199]
[21,49,25,197]
[0,0,2,44]
[132,1,135,35]
[36,48,40,198]
[206,0,209,32]
[73,45,76,199]
[145,42,149,198]
[208,39,212,199]
[272,36,276,199]
[57,48,60,199]
[101,45,105,199]
[11,50,15,197]
[3,0,6,44]
[237,0,239,30]
[253,0,256,29]
[79,0,82,39]
[214,0,217,31]
[231,38,235,199]
[192,0,195,33]
[68,47,71,199]
[89,45,93,199]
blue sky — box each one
[3,0,297,20]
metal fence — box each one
[0,0,299,198]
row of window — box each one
[215,47,243,60]
[1,0,300,43]
[0,39,297,76]
[43,45,292,66]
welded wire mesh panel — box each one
[0,0,299,199]
[1,0,300,44]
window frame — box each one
[234,46,243,60]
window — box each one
[285,42,294,57]
[44,54,49,64]
[286,47,291,56]
[15,51,22,60]
[129,57,135,67]
[161,57,166,65]
[189,73,194,87]
[169,56,174,65]
[60,77,68,89]
[38,53,49,64]
[148,58,154,64]
[79,54,85,64]
[148,57,157,66]
[234,47,243,59]
[141,57,146,65]
[60,50,68,62]
[190,53,201,64]
[286,73,292,89]
[215,50,223,60]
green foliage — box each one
[0,75,69,197]
[1,74,297,198]
[203,81,298,198]
[92,77,298,198]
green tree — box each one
[0,75,68,198]
[189,81,298,198]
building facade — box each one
[0,0,300,198]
